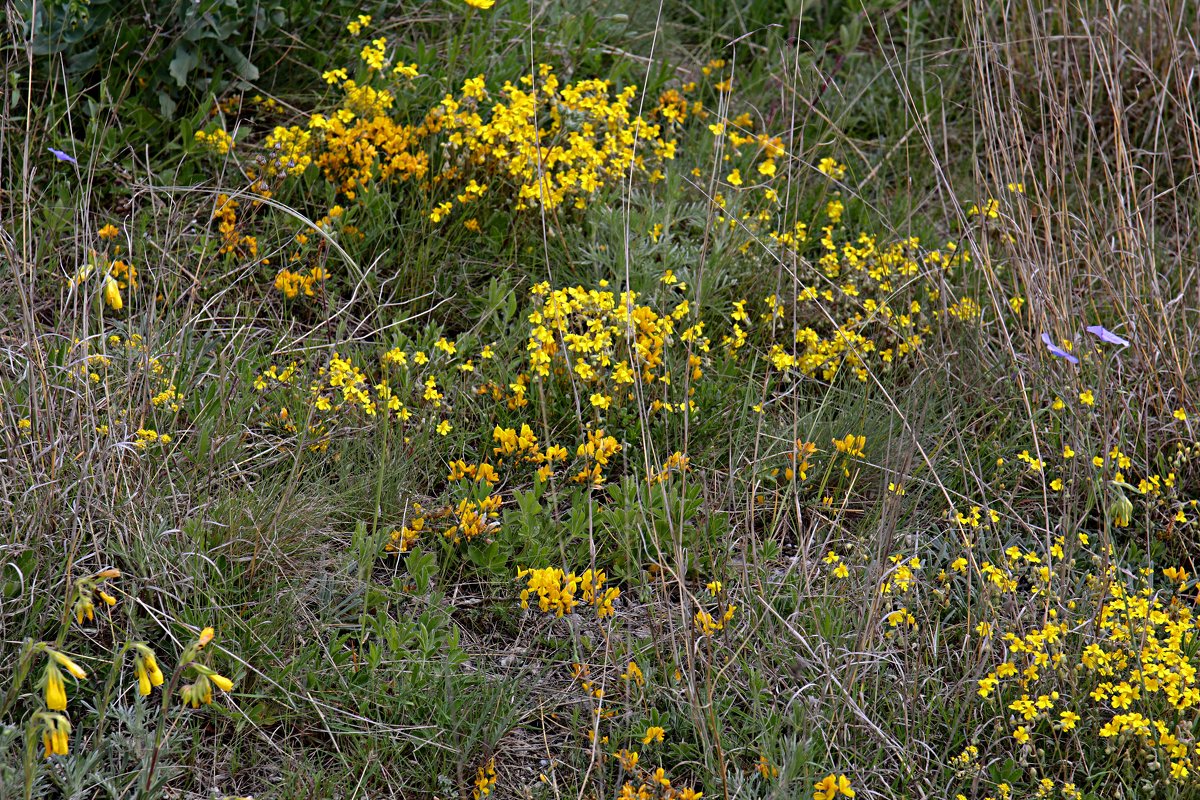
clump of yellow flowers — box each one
[177,626,236,708]
[2,565,242,787]
[431,64,677,213]
[517,566,620,619]
[886,527,1200,798]
[68,224,138,312]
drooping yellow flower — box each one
[209,672,234,692]
[103,274,123,310]
[48,649,88,680]
[198,627,215,648]
[39,713,71,758]
[44,664,67,710]
[133,644,165,695]
[135,658,152,695]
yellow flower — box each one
[44,663,67,710]
[817,157,846,179]
[1059,710,1080,731]
[813,775,837,799]
[726,169,743,186]
[642,725,665,745]
[813,774,853,800]
[1175,408,1188,421]
[464,0,495,7]
[103,274,123,310]
[98,223,120,239]
[135,659,152,695]
[39,713,71,758]
[48,649,88,679]
[1079,389,1095,407]
[437,420,452,436]
[209,672,234,692]
[197,627,215,648]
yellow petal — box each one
[45,668,67,711]
[136,660,151,695]
[49,650,88,679]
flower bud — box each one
[1108,488,1134,528]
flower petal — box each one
[47,147,77,164]
[1085,325,1130,346]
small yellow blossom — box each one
[642,726,665,745]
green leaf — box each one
[168,45,198,87]
[219,43,259,80]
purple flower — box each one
[48,147,77,164]
[1086,325,1129,347]
[1041,333,1079,364]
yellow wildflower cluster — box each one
[813,774,855,800]
[69,231,138,311]
[39,335,184,447]
[431,65,677,212]
[194,127,234,155]
[21,570,242,765]
[573,428,622,486]
[385,505,426,553]
[649,451,690,484]
[273,265,328,298]
[444,494,503,543]
[178,626,236,708]
[723,236,967,383]
[693,581,736,635]
[526,282,701,417]
[610,755,703,800]
[953,536,1200,795]
[473,758,497,799]
[212,193,258,259]
[517,566,620,618]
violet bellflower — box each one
[48,148,77,164]
[1085,325,1130,347]
[1041,333,1079,364]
